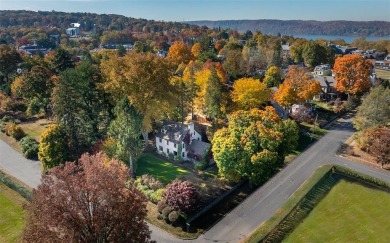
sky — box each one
[1,0,389,22]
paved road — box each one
[150,115,390,243]
[1,115,389,243]
[0,138,41,188]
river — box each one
[293,34,390,43]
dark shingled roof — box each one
[156,121,189,144]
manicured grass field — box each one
[375,68,390,80]
[137,153,190,184]
[284,179,390,243]
[0,184,28,243]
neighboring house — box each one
[157,50,167,57]
[66,27,80,37]
[102,43,133,50]
[329,44,357,55]
[281,43,291,60]
[156,121,211,162]
[313,75,340,101]
[313,64,332,76]
[18,44,51,57]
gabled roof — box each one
[156,121,189,144]
[313,76,336,88]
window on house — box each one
[159,138,162,143]
[182,152,185,157]
[174,151,177,156]
[167,149,169,154]
[193,131,195,135]
[167,140,169,145]
[174,143,176,148]
[198,138,200,141]
[159,146,163,151]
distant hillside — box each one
[187,20,390,37]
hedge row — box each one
[0,170,32,201]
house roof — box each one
[188,140,211,157]
[156,121,188,144]
[314,76,336,87]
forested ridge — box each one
[187,19,390,36]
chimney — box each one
[188,122,195,135]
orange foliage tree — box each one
[333,54,372,97]
[274,66,321,108]
[167,41,193,65]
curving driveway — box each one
[1,115,389,242]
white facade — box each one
[156,122,201,160]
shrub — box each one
[327,101,335,106]
[20,136,39,159]
[139,174,164,190]
[161,206,173,219]
[11,126,26,140]
[194,161,207,171]
[164,179,200,214]
[5,99,27,112]
[1,115,14,122]
[150,188,165,204]
[4,123,25,139]
[168,153,174,160]
[157,200,168,214]
[168,211,179,224]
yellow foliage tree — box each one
[191,43,203,59]
[274,65,321,107]
[101,52,179,145]
[231,77,271,110]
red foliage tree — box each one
[23,153,153,243]
[163,179,200,214]
[366,127,390,168]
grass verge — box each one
[0,184,28,243]
[137,153,190,184]
[244,165,333,243]
[284,179,390,242]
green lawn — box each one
[137,153,190,184]
[284,179,390,243]
[0,184,28,243]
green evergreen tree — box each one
[51,48,74,73]
[108,98,143,176]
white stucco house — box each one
[156,121,211,162]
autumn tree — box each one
[11,66,53,115]
[38,125,69,171]
[353,86,390,131]
[263,66,282,88]
[23,152,152,242]
[231,77,271,110]
[101,52,179,146]
[274,65,321,109]
[222,49,244,79]
[108,98,143,175]
[0,44,22,87]
[205,68,223,118]
[212,107,299,184]
[366,127,390,168]
[333,54,372,98]
[167,41,193,65]
[191,42,203,59]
